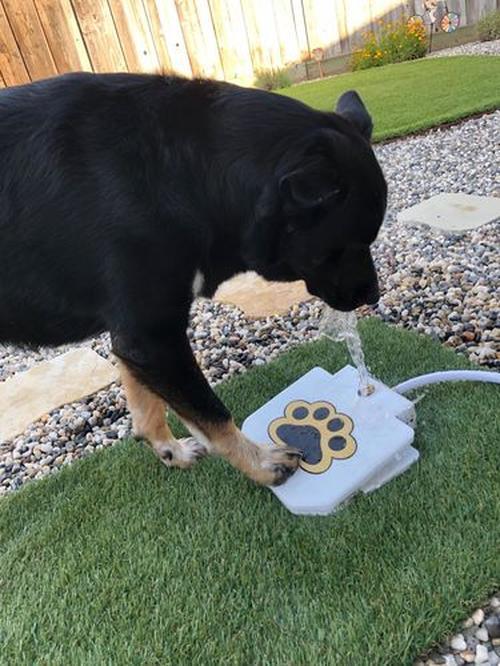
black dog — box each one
[0,73,386,485]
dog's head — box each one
[246,91,387,312]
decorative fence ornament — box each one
[311,47,325,78]
[440,11,460,33]
[408,1,460,52]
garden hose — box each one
[393,370,500,395]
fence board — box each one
[0,1,30,85]
[464,0,497,22]
[344,0,373,49]
[302,0,342,57]
[108,0,160,72]
[403,0,416,16]
[209,0,253,82]
[144,0,192,76]
[142,0,171,71]
[270,0,302,65]
[2,0,57,80]
[457,0,470,24]
[333,0,350,53]
[369,0,402,25]
[290,0,310,60]
[71,0,127,72]
[388,0,406,23]
[175,0,223,78]
[240,0,282,71]
[34,0,91,73]
[194,0,224,78]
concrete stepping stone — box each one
[214,271,311,318]
[0,348,119,442]
[398,193,500,234]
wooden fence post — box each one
[2,0,58,80]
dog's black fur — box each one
[0,73,386,466]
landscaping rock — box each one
[475,628,489,643]
[474,644,489,664]
[473,610,485,626]
[451,636,468,652]
[485,617,500,640]
[428,655,446,665]
[489,652,500,666]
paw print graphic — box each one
[268,400,357,474]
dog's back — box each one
[0,73,333,348]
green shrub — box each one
[477,10,500,41]
[254,68,291,91]
[352,19,428,71]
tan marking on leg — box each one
[118,360,207,469]
[185,419,301,486]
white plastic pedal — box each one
[242,366,418,515]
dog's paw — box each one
[268,400,357,474]
[156,437,208,469]
[252,445,302,486]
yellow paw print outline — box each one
[268,400,357,475]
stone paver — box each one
[214,271,311,317]
[398,193,500,234]
[0,348,119,442]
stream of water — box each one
[319,307,374,396]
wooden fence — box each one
[1,0,498,88]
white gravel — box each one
[372,111,500,366]
[428,39,500,58]
[416,597,500,666]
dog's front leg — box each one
[113,329,300,486]
[118,359,207,469]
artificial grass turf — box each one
[281,56,500,141]
[0,319,499,665]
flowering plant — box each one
[352,20,428,71]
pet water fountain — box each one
[242,308,499,516]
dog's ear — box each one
[245,136,339,267]
[279,162,340,212]
[335,90,373,140]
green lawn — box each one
[281,56,500,141]
[1,320,499,665]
